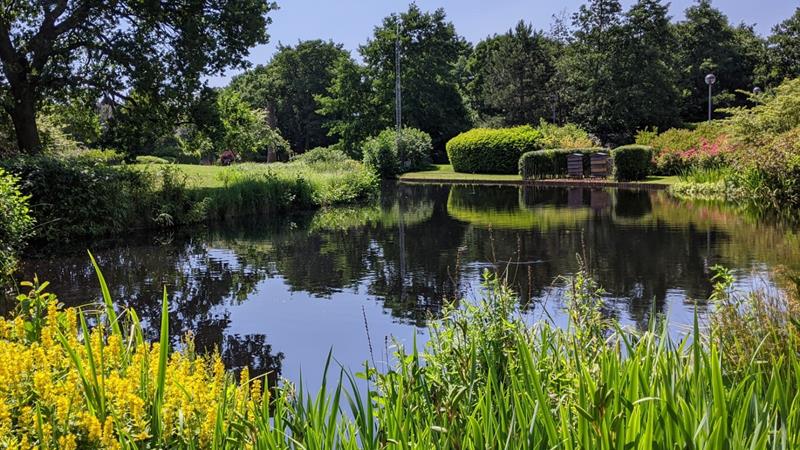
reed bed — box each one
[0,260,798,448]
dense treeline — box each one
[2,0,798,160]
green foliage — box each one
[766,8,800,84]
[674,0,764,121]
[291,146,351,165]
[68,149,126,165]
[321,4,472,154]
[0,0,276,153]
[362,128,433,178]
[315,57,382,158]
[519,148,603,179]
[136,156,173,165]
[725,78,800,210]
[213,159,378,218]
[447,126,542,174]
[466,21,557,126]
[229,40,348,152]
[637,122,730,174]
[557,0,680,143]
[612,145,653,180]
[217,89,291,161]
[4,261,800,447]
[536,120,599,149]
[0,169,34,277]
[0,157,152,241]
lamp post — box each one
[753,86,762,95]
[704,73,717,122]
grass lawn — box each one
[400,164,522,182]
[134,163,226,189]
[400,164,680,186]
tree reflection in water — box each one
[11,183,800,375]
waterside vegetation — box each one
[0,264,797,448]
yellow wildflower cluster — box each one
[0,294,263,449]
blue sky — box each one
[207,0,799,87]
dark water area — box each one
[11,183,800,386]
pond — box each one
[13,183,800,388]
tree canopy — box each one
[229,40,348,152]
[0,0,276,153]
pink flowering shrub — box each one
[636,123,732,174]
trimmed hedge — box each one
[612,145,653,181]
[447,126,542,174]
[519,148,605,179]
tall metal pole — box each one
[707,84,712,122]
[395,20,402,133]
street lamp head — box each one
[705,74,717,85]
[753,86,762,94]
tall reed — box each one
[0,263,797,448]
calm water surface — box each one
[15,183,800,386]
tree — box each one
[467,21,557,126]
[674,0,764,121]
[229,40,348,152]
[767,8,800,84]
[618,0,681,132]
[0,0,276,154]
[316,57,382,158]
[557,0,629,142]
[216,89,289,161]
[359,4,472,153]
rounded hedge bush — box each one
[446,126,542,174]
[519,148,605,179]
[0,169,34,276]
[362,127,432,178]
[612,145,653,181]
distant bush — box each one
[519,148,604,179]
[635,122,730,174]
[292,146,351,166]
[447,126,542,174]
[0,169,34,276]
[362,128,433,178]
[63,148,125,165]
[612,145,653,181]
[536,121,599,149]
[136,155,173,164]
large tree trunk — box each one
[9,84,42,154]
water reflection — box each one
[12,183,800,380]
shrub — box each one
[536,121,599,149]
[636,122,730,174]
[362,127,433,178]
[292,146,351,166]
[519,148,604,179]
[136,155,173,164]
[0,157,154,241]
[447,126,542,174]
[0,169,34,276]
[612,145,653,181]
[62,148,125,165]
